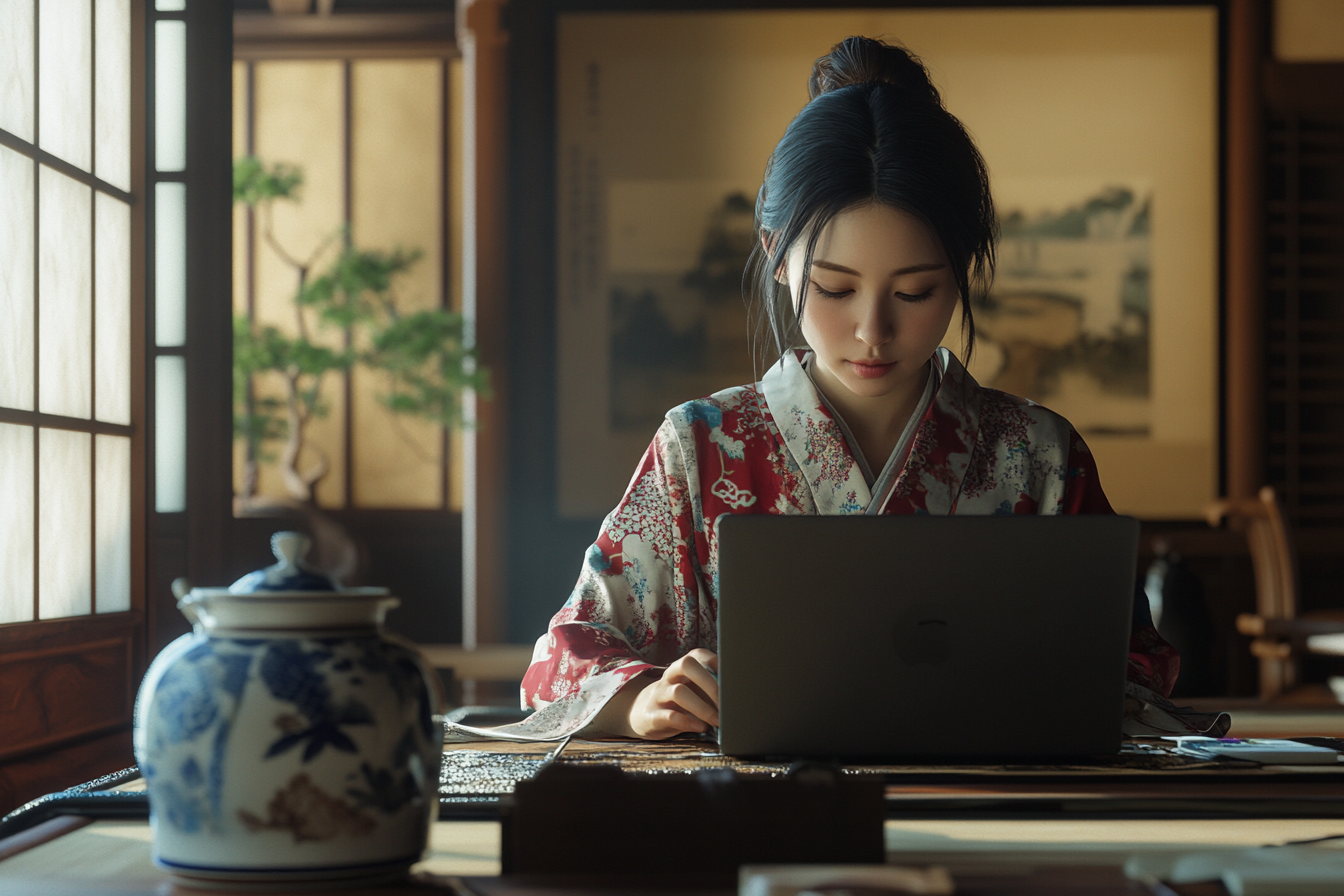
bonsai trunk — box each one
[280,369,329,504]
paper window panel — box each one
[0,146,35,410]
[250,60,346,506]
[155,355,186,512]
[38,164,93,419]
[155,181,187,346]
[94,0,132,192]
[95,434,131,613]
[95,193,131,424]
[0,0,35,141]
[38,428,93,620]
[38,0,93,173]
[350,60,444,508]
[156,0,185,10]
[0,424,35,624]
[154,20,186,172]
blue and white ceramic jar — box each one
[134,532,443,888]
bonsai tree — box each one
[233,156,486,504]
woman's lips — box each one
[847,360,896,379]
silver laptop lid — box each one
[716,515,1138,760]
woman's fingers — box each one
[630,685,709,739]
[660,681,719,728]
[667,651,721,709]
[646,708,708,739]
[685,648,720,673]
[624,650,724,739]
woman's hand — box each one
[593,649,720,740]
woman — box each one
[512,37,1178,742]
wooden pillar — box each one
[185,0,236,594]
[458,0,508,646]
[1224,0,1270,500]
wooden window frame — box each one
[230,54,457,512]
[0,0,149,815]
[147,0,238,660]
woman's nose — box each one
[854,296,893,347]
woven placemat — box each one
[438,738,1278,798]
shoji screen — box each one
[0,0,136,624]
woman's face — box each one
[785,203,959,406]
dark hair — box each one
[749,36,997,369]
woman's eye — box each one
[896,290,935,303]
[810,282,851,299]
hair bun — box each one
[808,36,942,105]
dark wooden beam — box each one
[234,12,459,59]
[1264,62,1344,109]
[1224,0,1270,501]
[458,0,508,646]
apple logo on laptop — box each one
[893,607,951,665]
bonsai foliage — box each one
[233,156,486,503]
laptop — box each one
[716,514,1139,760]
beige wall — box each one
[1276,0,1344,61]
[232,58,463,511]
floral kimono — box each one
[483,348,1178,742]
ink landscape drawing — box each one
[607,183,758,432]
[965,182,1153,437]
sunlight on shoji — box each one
[39,429,93,620]
[350,60,443,508]
[446,58,465,512]
[156,181,187,346]
[156,0,185,9]
[236,59,465,509]
[231,61,248,315]
[0,424,35,624]
[252,60,346,333]
[155,355,187,512]
[252,60,348,507]
[38,165,93,419]
[96,434,132,613]
[0,0,35,141]
[0,146,35,410]
[155,20,186,172]
[38,0,93,172]
[96,194,132,424]
[95,0,132,192]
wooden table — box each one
[7,731,1344,895]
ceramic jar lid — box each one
[229,531,339,593]
[175,531,396,634]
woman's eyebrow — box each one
[811,260,948,276]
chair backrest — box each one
[1205,485,1300,622]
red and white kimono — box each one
[496,348,1178,742]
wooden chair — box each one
[1205,485,1344,701]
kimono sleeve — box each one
[1060,429,1115,515]
[518,417,703,737]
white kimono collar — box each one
[761,351,870,514]
[760,348,982,516]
